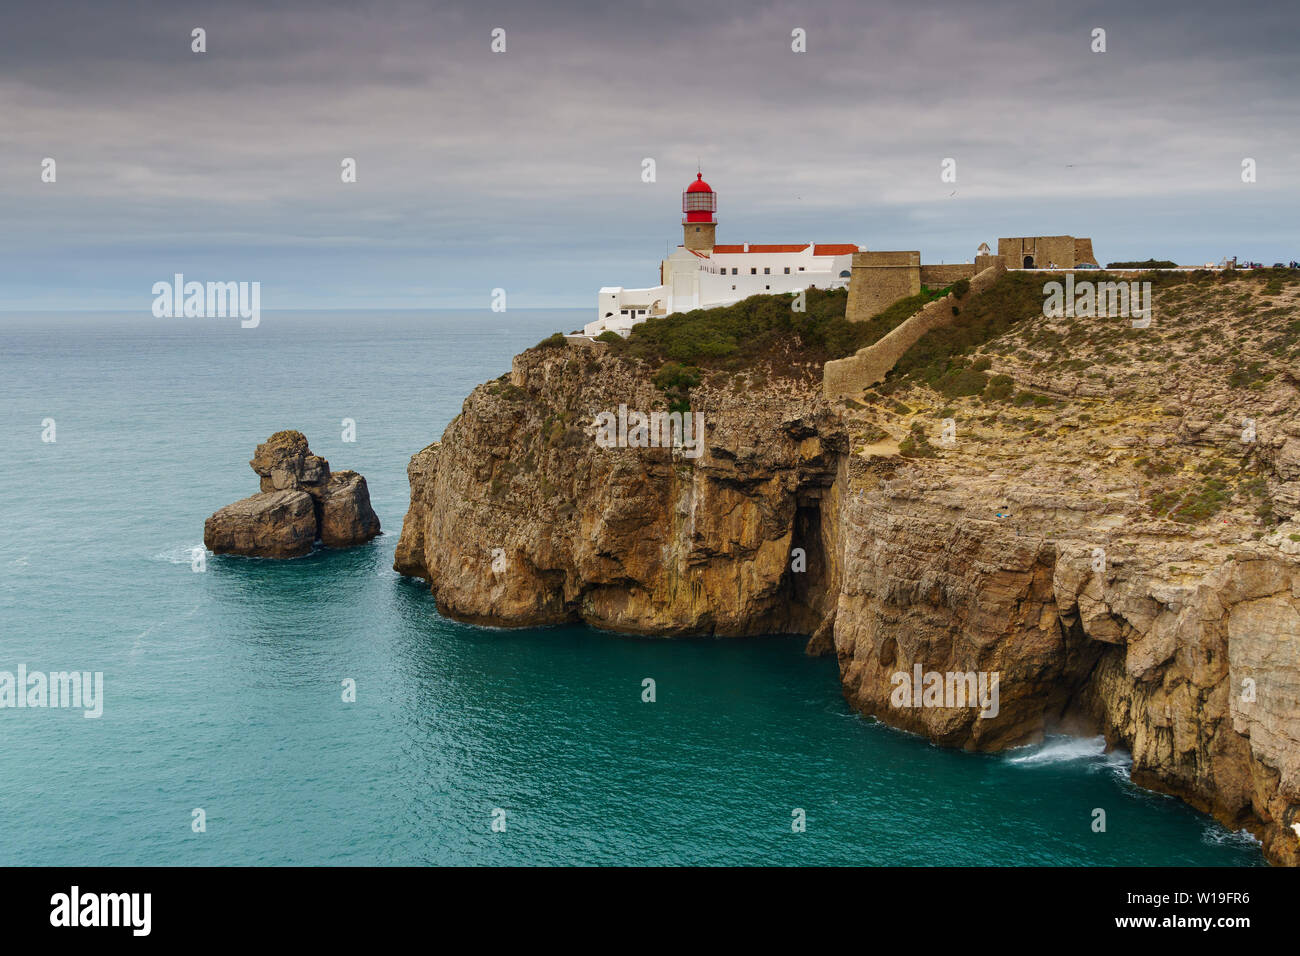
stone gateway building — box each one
[998,235,1098,270]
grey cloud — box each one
[0,0,1296,309]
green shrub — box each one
[898,422,938,458]
[1142,458,1177,478]
[1151,477,1232,522]
[935,366,988,399]
[485,380,527,402]
[535,332,567,349]
[1012,390,1053,408]
[653,361,701,392]
[1228,362,1265,389]
[983,374,1014,401]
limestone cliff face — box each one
[395,347,845,635]
[830,270,1300,864]
[833,459,1300,865]
[1080,551,1300,867]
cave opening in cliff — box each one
[786,495,830,635]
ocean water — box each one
[0,310,1264,866]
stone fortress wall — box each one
[919,263,976,286]
[825,235,1094,400]
[824,260,1007,401]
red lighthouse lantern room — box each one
[682,173,716,222]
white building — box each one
[583,172,860,337]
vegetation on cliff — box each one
[1107,259,1179,269]
[873,272,1047,399]
[877,267,1300,401]
[523,281,955,407]
[847,267,1300,532]
[596,282,953,370]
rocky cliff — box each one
[394,346,845,635]
[834,456,1300,865]
[396,270,1300,864]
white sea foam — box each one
[153,544,206,565]
[1007,734,1120,767]
[1202,826,1261,849]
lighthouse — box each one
[583,169,860,337]
[682,173,717,252]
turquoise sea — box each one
[0,310,1265,865]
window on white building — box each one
[764,267,770,275]
[732,268,738,275]
[784,267,790,274]
[798,267,805,272]
[750,268,757,275]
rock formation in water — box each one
[205,430,380,557]
[395,271,1300,864]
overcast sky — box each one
[1,0,1297,310]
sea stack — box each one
[204,430,380,558]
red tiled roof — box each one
[708,243,859,255]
